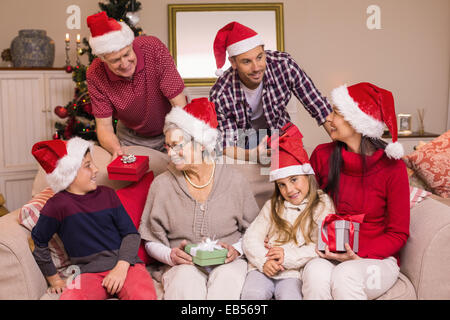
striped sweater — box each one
[31,186,142,276]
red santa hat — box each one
[87,11,135,56]
[269,123,314,182]
[213,21,264,77]
[31,137,94,193]
[330,82,404,159]
[165,98,219,153]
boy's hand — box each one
[263,259,285,277]
[102,260,130,295]
[46,274,66,294]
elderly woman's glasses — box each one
[164,142,185,153]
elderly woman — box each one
[138,98,260,300]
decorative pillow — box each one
[409,186,431,208]
[403,130,450,198]
[19,188,71,272]
[116,171,155,265]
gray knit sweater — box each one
[138,162,260,249]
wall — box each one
[0,0,449,148]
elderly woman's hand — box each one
[316,243,361,263]
[219,242,240,263]
[170,240,193,265]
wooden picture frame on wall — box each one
[168,3,285,87]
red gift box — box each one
[107,155,149,181]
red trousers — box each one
[60,263,157,300]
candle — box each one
[65,33,70,43]
[76,34,81,43]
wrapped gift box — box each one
[107,155,149,181]
[318,218,361,253]
[185,243,228,267]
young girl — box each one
[241,124,335,300]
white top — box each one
[241,81,264,120]
[242,192,335,280]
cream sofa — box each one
[0,145,449,300]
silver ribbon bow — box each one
[121,154,136,164]
[190,238,222,257]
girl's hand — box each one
[46,274,66,294]
[170,239,193,265]
[219,242,240,263]
[264,236,271,249]
[263,259,285,277]
[102,260,130,295]
[316,243,361,262]
[266,246,284,265]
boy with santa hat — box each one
[30,137,156,300]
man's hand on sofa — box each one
[46,273,67,294]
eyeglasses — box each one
[164,142,186,153]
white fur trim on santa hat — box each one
[227,34,264,57]
[165,107,218,153]
[46,137,94,193]
[89,21,135,56]
[331,85,384,138]
[385,141,404,160]
[269,164,315,182]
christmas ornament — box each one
[54,106,69,119]
[83,103,93,115]
[65,65,73,73]
[125,11,140,26]
[52,132,59,140]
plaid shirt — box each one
[209,50,332,148]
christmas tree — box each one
[53,0,142,141]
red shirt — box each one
[310,142,410,264]
[87,36,185,136]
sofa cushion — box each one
[18,188,70,273]
[376,272,416,300]
[403,130,450,198]
[409,186,431,209]
[400,196,450,299]
[116,171,155,265]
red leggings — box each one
[60,263,157,300]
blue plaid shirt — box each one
[209,50,332,149]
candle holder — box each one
[64,34,71,67]
[75,34,81,66]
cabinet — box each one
[0,69,73,211]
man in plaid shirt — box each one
[209,22,331,161]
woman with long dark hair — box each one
[302,82,410,300]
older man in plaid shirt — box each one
[209,22,331,162]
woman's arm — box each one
[242,201,272,272]
[361,162,410,259]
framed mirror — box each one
[168,3,285,87]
